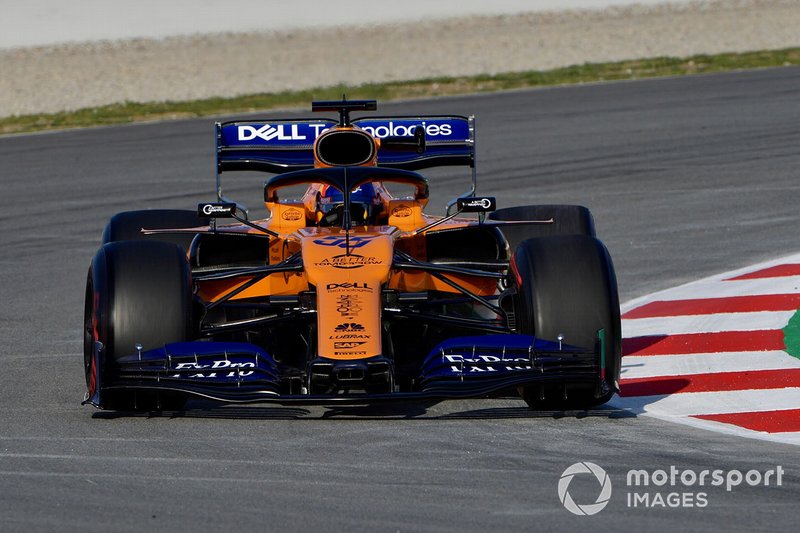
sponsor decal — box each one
[358,121,453,139]
[336,294,362,318]
[335,351,367,356]
[335,323,365,331]
[230,119,464,145]
[313,235,377,249]
[326,282,372,292]
[281,208,303,221]
[391,205,412,218]
[334,341,368,349]
[238,124,306,141]
[198,202,236,217]
[456,196,496,212]
[315,254,382,269]
[331,323,369,340]
[172,360,255,379]
[444,354,531,373]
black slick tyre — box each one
[489,204,595,253]
[512,235,620,409]
[102,209,208,252]
[84,240,192,411]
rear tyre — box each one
[85,240,193,411]
[512,235,620,409]
[489,204,595,253]
[102,209,208,252]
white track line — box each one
[642,414,800,447]
[613,388,800,417]
[622,252,800,312]
[621,351,800,379]
[631,277,800,302]
[623,311,795,337]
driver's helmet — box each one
[316,183,379,226]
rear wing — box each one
[216,115,474,173]
[214,115,476,214]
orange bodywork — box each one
[195,220,496,361]
[301,228,394,360]
[194,120,498,361]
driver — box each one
[315,184,381,227]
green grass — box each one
[2,47,799,135]
[783,309,800,360]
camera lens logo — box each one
[558,462,612,516]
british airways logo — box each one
[238,124,307,141]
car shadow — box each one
[92,398,637,421]
[622,334,668,356]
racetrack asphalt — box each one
[0,67,799,531]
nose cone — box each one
[301,229,393,360]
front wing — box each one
[84,334,608,408]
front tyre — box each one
[102,209,208,252]
[512,235,620,409]
[489,204,596,253]
[84,240,193,411]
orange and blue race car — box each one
[83,99,621,412]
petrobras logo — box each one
[238,124,307,141]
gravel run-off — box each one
[1,0,799,117]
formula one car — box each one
[83,99,621,411]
